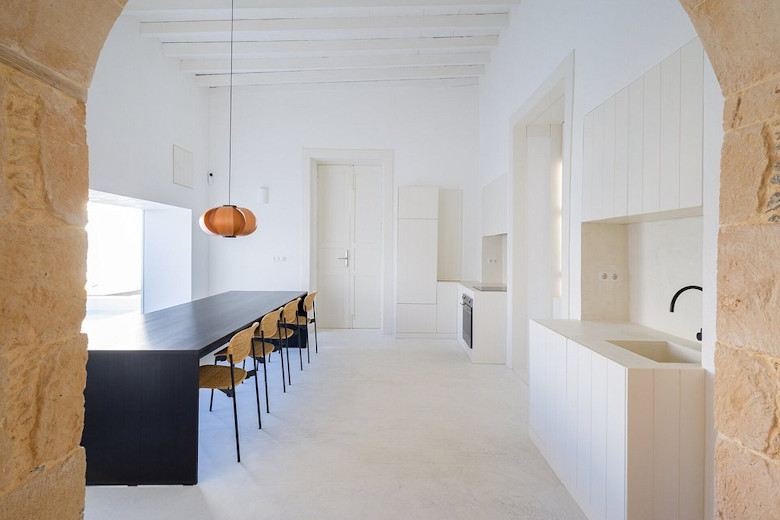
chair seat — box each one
[214,341,275,360]
[199,365,247,390]
[269,328,295,340]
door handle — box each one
[337,249,349,267]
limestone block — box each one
[0,0,127,94]
[719,123,768,225]
[0,448,86,520]
[715,436,780,520]
[0,335,87,493]
[0,225,86,349]
[717,225,780,357]
[0,62,89,227]
[724,77,780,131]
[714,344,780,458]
[686,0,780,96]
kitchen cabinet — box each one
[396,186,438,334]
[457,283,506,363]
[528,320,704,520]
[436,282,458,334]
[583,38,704,221]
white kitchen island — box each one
[529,319,705,520]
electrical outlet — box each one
[272,255,287,262]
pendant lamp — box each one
[200,0,257,238]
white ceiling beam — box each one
[163,36,499,58]
[140,14,509,41]
[125,0,520,16]
[195,64,484,87]
[180,52,490,74]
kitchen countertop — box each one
[456,280,507,292]
[534,319,702,369]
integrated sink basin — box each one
[606,340,701,364]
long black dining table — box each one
[81,290,306,486]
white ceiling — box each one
[122,0,518,88]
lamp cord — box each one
[228,0,234,206]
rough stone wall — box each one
[0,2,124,519]
[681,0,780,518]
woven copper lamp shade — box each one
[199,205,257,238]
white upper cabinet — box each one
[398,185,439,219]
[583,38,705,222]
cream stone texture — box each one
[715,436,780,520]
[719,122,769,225]
[724,76,780,131]
[0,0,127,95]
[688,0,780,96]
[0,448,86,520]
[714,344,780,458]
[717,225,780,357]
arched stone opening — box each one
[0,1,776,518]
[681,1,780,517]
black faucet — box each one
[669,285,703,341]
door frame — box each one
[507,53,574,381]
[302,149,394,333]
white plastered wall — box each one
[206,84,481,300]
[86,15,211,300]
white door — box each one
[317,164,382,329]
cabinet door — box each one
[435,282,458,333]
[627,77,644,215]
[660,50,682,211]
[602,97,616,219]
[642,64,661,213]
[575,345,593,511]
[590,354,609,520]
[606,361,627,520]
[397,218,437,304]
[614,87,630,217]
[396,303,436,333]
[582,110,595,222]
[528,321,547,443]
[591,104,605,221]
[398,186,438,219]
[679,38,704,209]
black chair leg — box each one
[229,363,241,463]
[298,336,303,371]
[262,356,270,413]
[279,344,286,393]
[286,337,292,385]
[209,358,217,411]
[252,356,262,429]
[313,306,319,354]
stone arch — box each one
[0,1,777,518]
[0,2,127,518]
[680,1,780,517]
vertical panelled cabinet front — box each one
[528,321,705,520]
[582,38,704,222]
[396,186,439,334]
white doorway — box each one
[506,55,574,380]
[316,164,382,329]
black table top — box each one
[84,291,306,356]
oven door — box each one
[462,297,473,349]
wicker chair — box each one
[199,322,261,463]
[268,298,302,385]
[299,291,319,358]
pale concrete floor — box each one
[85,330,586,520]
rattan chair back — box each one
[225,322,259,365]
[259,309,281,338]
[303,291,317,312]
[281,298,300,324]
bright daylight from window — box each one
[84,202,143,321]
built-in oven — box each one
[461,294,473,349]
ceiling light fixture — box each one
[199,0,257,238]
